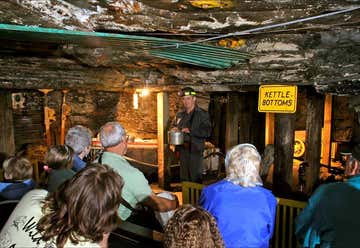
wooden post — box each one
[265,113,275,145]
[39,89,54,146]
[225,92,239,152]
[209,94,223,148]
[238,93,250,144]
[60,89,69,145]
[305,89,324,194]
[321,94,332,165]
[157,92,169,189]
[238,92,265,150]
[273,113,295,196]
[0,91,15,155]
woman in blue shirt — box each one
[200,143,277,248]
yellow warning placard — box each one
[258,85,297,113]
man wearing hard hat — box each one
[172,87,211,183]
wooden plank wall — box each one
[12,91,44,151]
[0,91,15,155]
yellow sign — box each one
[258,85,297,113]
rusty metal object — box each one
[188,0,233,9]
[218,38,246,48]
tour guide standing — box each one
[173,87,211,183]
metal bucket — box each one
[168,130,184,145]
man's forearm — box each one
[143,193,178,212]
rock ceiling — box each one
[0,0,359,94]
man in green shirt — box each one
[99,121,178,222]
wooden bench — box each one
[110,221,163,247]
[181,181,307,248]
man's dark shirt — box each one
[175,105,211,152]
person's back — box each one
[201,180,276,247]
[98,121,178,229]
[0,156,35,200]
[0,179,35,200]
[296,143,360,248]
[318,181,360,247]
[45,145,75,192]
[199,143,277,248]
[0,164,124,248]
[100,151,152,220]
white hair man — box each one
[199,143,277,248]
[99,121,178,229]
[65,125,92,172]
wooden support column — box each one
[0,91,15,155]
[305,89,324,194]
[157,92,169,189]
[273,113,295,196]
[60,89,69,145]
[225,92,240,152]
[39,89,54,146]
[209,94,223,148]
[265,113,275,145]
[238,93,250,144]
[321,94,332,165]
[238,92,265,150]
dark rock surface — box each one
[0,0,359,94]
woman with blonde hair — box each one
[199,143,277,248]
[163,205,224,248]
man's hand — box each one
[182,127,190,133]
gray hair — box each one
[65,125,93,155]
[100,122,126,148]
[225,143,263,187]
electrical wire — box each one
[152,6,360,48]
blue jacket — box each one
[0,179,35,200]
[72,155,86,172]
[200,180,277,248]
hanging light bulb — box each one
[139,78,150,97]
[140,88,149,97]
[133,92,139,109]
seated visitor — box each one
[199,143,277,248]
[45,145,75,192]
[163,205,224,248]
[0,156,35,200]
[65,125,93,172]
[0,163,124,248]
[295,143,360,248]
[98,121,178,230]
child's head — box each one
[164,205,224,248]
[3,156,33,181]
[45,145,74,170]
